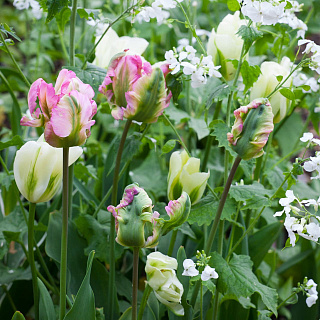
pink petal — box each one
[28,78,43,114]
[54,69,76,95]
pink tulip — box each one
[21,69,97,148]
[99,54,172,123]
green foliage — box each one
[280,88,295,100]
[55,7,71,32]
[237,25,263,55]
[38,278,56,320]
[162,139,177,154]
[240,61,261,92]
[0,135,24,151]
[46,0,69,22]
[11,312,26,320]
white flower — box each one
[305,279,318,307]
[301,197,320,211]
[13,0,43,19]
[300,132,314,143]
[165,50,181,74]
[307,279,318,295]
[306,294,318,307]
[298,39,320,54]
[182,259,199,277]
[284,214,299,247]
[305,222,320,242]
[201,266,219,281]
[274,190,298,217]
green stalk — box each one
[132,247,140,320]
[212,287,219,320]
[1,285,17,312]
[70,0,78,66]
[109,120,132,319]
[200,281,203,320]
[59,147,69,320]
[253,156,263,181]
[80,0,88,52]
[28,202,39,320]
[58,26,69,61]
[167,229,178,256]
[0,32,30,87]
[260,131,274,183]
[137,284,152,320]
[68,164,74,219]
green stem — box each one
[0,32,30,87]
[137,284,152,320]
[205,156,241,254]
[59,147,69,320]
[69,0,78,66]
[212,287,219,320]
[58,26,69,61]
[28,202,39,320]
[132,247,140,320]
[200,281,203,320]
[167,229,178,256]
[68,164,74,219]
[80,0,88,52]
[109,120,132,319]
[1,285,17,312]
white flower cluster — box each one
[165,46,222,88]
[136,0,182,24]
[274,190,320,247]
[300,132,320,179]
[13,0,43,19]
[305,279,318,307]
[293,72,319,93]
[182,259,219,281]
[240,0,286,25]
[87,18,108,37]
[298,39,320,74]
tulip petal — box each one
[54,69,76,95]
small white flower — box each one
[182,259,199,277]
[305,279,318,307]
[301,197,320,211]
[201,266,219,281]
[306,294,318,307]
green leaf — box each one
[166,73,183,104]
[227,0,240,11]
[301,85,310,91]
[64,251,96,320]
[188,117,210,140]
[55,7,71,32]
[258,310,272,320]
[74,178,100,207]
[164,106,189,124]
[237,25,263,55]
[74,163,98,183]
[77,8,100,20]
[229,182,273,210]
[65,63,107,95]
[0,173,14,191]
[37,278,56,320]
[276,75,283,82]
[240,61,261,92]
[210,121,236,156]
[279,88,295,100]
[11,312,26,320]
[46,0,69,22]
[206,84,232,107]
[211,253,278,316]
[248,222,282,268]
[0,263,32,284]
[0,24,21,42]
[119,307,132,320]
[162,139,177,154]
[188,194,236,226]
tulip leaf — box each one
[46,0,69,22]
[37,278,56,320]
[188,194,237,226]
[210,253,278,316]
[0,135,24,151]
[280,88,295,101]
[162,139,177,154]
[240,61,261,93]
[11,312,26,320]
[119,307,132,319]
[64,250,96,320]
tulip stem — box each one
[28,202,39,320]
[138,284,152,320]
[59,147,69,320]
[69,0,78,67]
[109,119,132,319]
[132,247,140,320]
[167,229,178,256]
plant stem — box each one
[212,287,219,320]
[137,284,152,320]
[1,285,17,312]
[0,32,30,87]
[205,156,241,254]
[28,202,39,320]
[132,247,140,320]
[59,147,69,320]
[200,281,203,320]
[260,131,274,183]
[70,0,78,66]
[68,164,74,219]
[167,229,178,256]
[58,26,69,61]
[109,120,132,319]
[80,0,88,52]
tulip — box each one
[99,54,171,123]
[107,184,191,248]
[167,150,210,205]
[21,69,97,148]
[14,136,83,203]
[227,98,274,160]
[93,27,149,69]
[145,252,184,316]
[207,11,246,81]
[250,57,292,123]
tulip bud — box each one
[145,252,184,316]
[168,150,209,205]
[250,57,292,123]
[21,69,97,148]
[207,12,246,81]
[227,98,274,160]
[93,27,149,69]
[99,54,171,123]
[14,136,82,203]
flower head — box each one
[227,98,274,160]
[182,259,199,277]
[201,266,219,281]
[21,69,97,148]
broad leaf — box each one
[0,263,32,284]
[0,135,24,151]
[189,117,210,140]
[47,0,69,22]
[11,312,26,320]
[210,121,236,156]
[211,253,278,316]
[237,25,263,55]
[240,61,261,92]
[162,139,177,154]
[38,278,56,320]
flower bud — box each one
[99,54,171,123]
[227,98,274,160]
[21,69,97,148]
[168,150,209,205]
[14,136,82,203]
[250,57,292,123]
[145,252,184,316]
[93,27,149,69]
[207,12,246,81]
